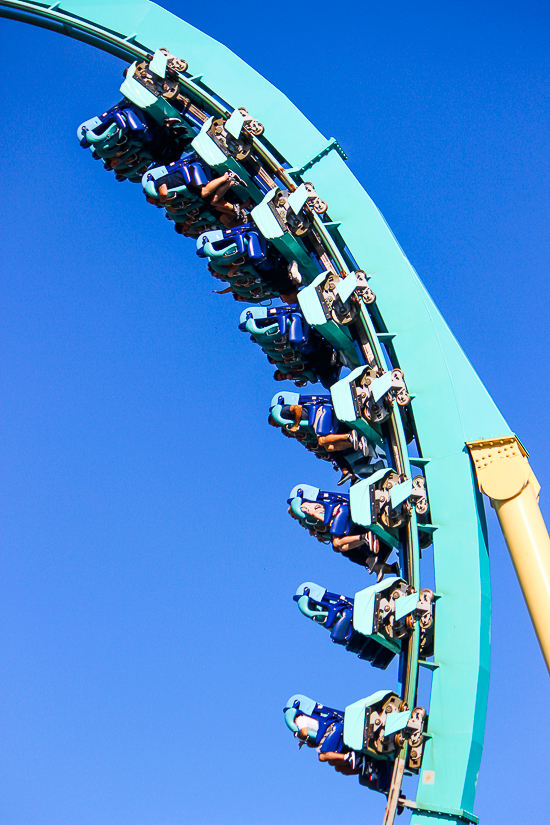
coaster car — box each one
[294,578,435,667]
[78,99,190,182]
[239,306,341,386]
[197,224,296,302]
[142,154,224,234]
[142,152,211,199]
[287,483,398,576]
[78,102,153,151]
[143,153,255,242]
[269,391,384,482]
[78,102,155,181]
[286,473,428,570]
[283,692,426,784]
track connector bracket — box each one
[288,137,348,177]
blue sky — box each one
[1,1,549,823]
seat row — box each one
[283,692,427,787]
[77,99,191,183]
[294,578,434,669]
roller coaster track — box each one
[1,3,548,824]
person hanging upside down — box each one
[268,398,376,484]
[284,697,362,777]
[287,487,398,579]
[294,714,361,775]
[158,168,249,229]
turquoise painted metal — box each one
[298,274,362,364]
[344,691,410,753]
[294,576,428,663]
[0,2,517,822]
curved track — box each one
[0,2,521,823]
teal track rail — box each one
[0,2,516,822]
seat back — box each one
[314,404,334,436]
[246,232,265,261]
[288,312,308,345]
[330,503,351,536]
[329,608,354,642]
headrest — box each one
[288,483,320,503]
[294,582,326,602]
[270,391,300,408]
[196,229,224,251]
[239,306,268,324]
[124,108,148,133]
[283,694,316,716]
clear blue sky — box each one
[1,1,549,823]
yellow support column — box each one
[467,436,550,674]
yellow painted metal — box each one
[468,437,550,674]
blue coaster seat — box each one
[197,225,296,301]
[282,694,408,792]
[239,306,341,386]
[287,485,360,538]
[78,100,190,182]
[78,102,153,151]
[286,484,396,573]
[142,153,211,200]
[142,154,224,232]
[196,223,266,265]
[142,153,211,198]
[293,581,408,669]
[269,391,382,480]
[283,695,345,756]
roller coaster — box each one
[1,2,549,824]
